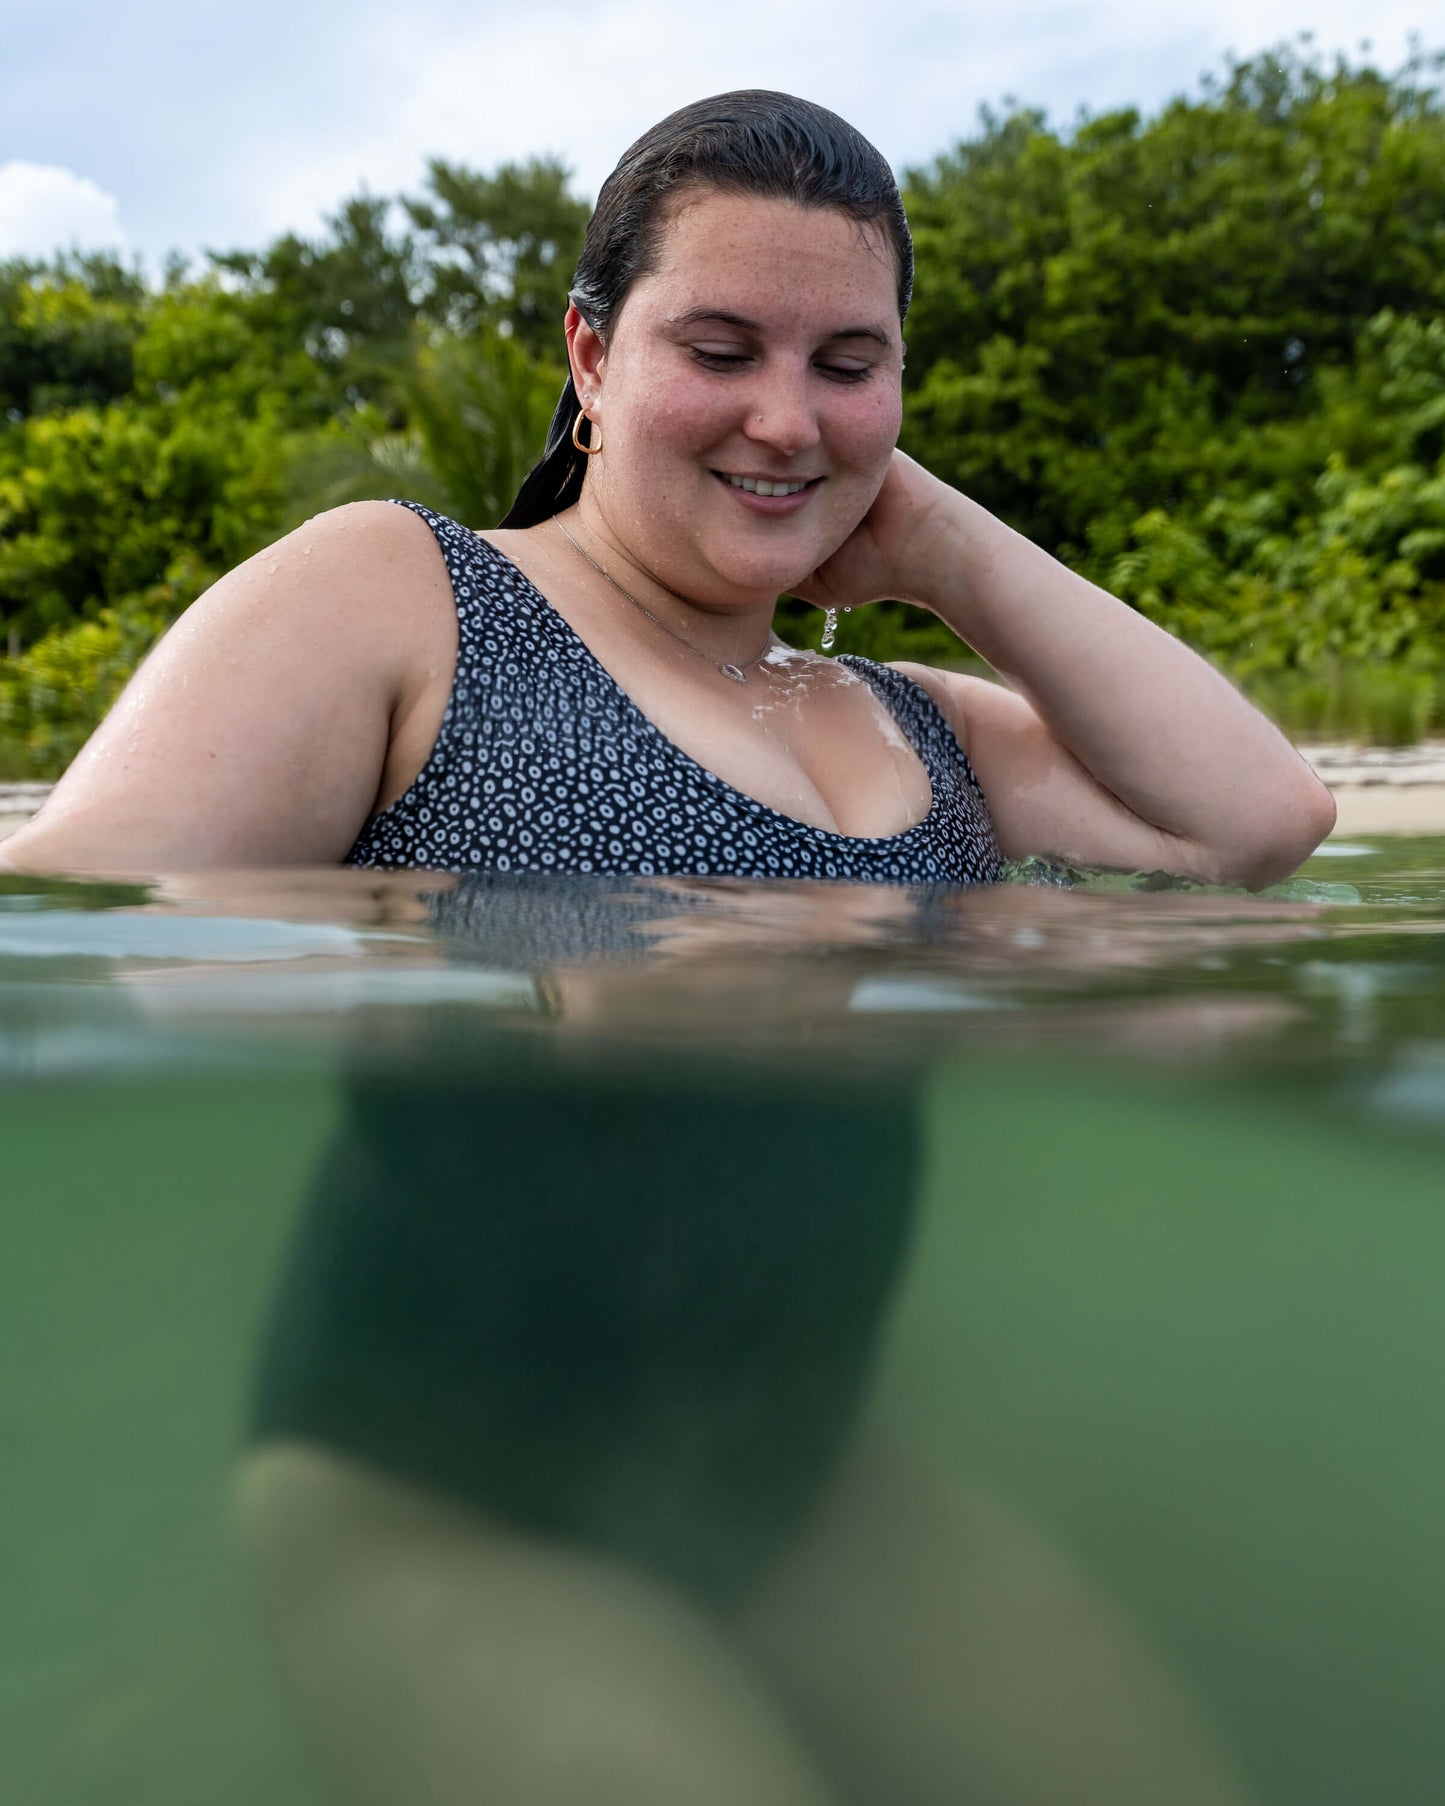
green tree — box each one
[6,40,1445,767]
[902,42,1445,550]
[0,253,145,418]
[283,327,562,527]
[211,194,422,411]
[405,157,590,358]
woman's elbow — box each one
[1225,771,1337,889]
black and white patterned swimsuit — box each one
[345,502,1001,884]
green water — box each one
[3,842,1444,1805]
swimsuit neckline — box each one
[471,530,943,851]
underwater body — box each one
[4,841,1445,1806]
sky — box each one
[1,0,1437,271]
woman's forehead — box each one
[639,190,900,321]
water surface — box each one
[4,841,1444,1806]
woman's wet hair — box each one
[499,90,913,529]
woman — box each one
[26,92,1273,1806]
[0,95,1332,887]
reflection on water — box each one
[3,842,1445,1804]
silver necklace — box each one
[553,518,774,684]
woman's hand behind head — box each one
[788,450,956,617]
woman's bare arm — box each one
[898,486,1334,886]
[0,502,454,876]
[800,454,1335,888]
[900,658,1332,888]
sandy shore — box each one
[0,783,53,847]
[4,746,1445,850]
[1327,786,1445,836]
[1298,743,1445,837]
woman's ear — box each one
[565,304,606,409]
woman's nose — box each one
[742,372,822,458]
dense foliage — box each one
[899,45,1445,732]
[2,43,1442,775]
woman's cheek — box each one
[862,382,904,455]
[639,371,730,449]
[844,405,901,496]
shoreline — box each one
[5,746,1445,849]
[1297,742,1445,837]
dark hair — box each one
[499,90,913,529]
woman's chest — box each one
[353,621,995,880]
[546,647,936,841]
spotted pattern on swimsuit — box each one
[345,503,1002,885]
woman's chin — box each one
[696,540,834,605]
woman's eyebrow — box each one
[665,306,893,347]
[666,307,756,329]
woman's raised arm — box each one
[802,453,1336,888]
[0,501,454,877]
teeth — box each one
[723,474,812,497]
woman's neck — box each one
[556,503,780,671]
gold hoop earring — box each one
[572,411,602,456]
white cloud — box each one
[0,161,130,260]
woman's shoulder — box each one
[861,658,973,760]
[347,506,547,601]
[250,500,462,654]
[880,661,1028,766]
[284,498,452,587]
[0,501,461,876]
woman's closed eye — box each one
[688,347,876,383]
[689,348,751,370]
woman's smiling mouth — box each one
[716,472,822,498]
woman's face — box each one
[570,189,905,608]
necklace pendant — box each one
[720,663,748,684]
